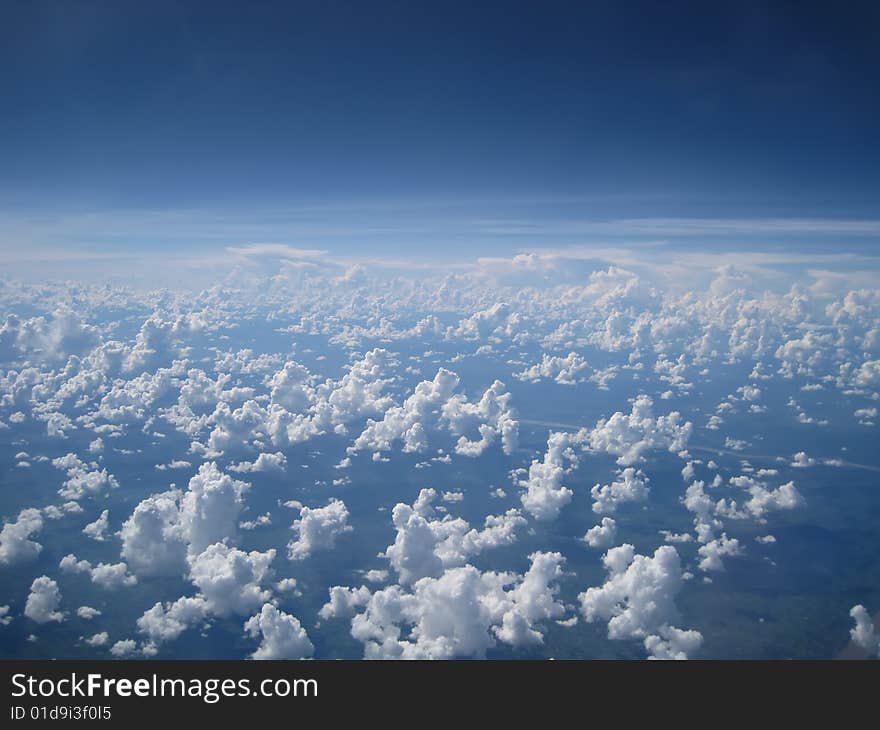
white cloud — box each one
[579,545,701,659]
[0,508,43,566]
[51,453,119,500]
[332,551,566,659]
[59,554,137,589]
[515,352,589,385]
[288,498,352,560]
[351,369,518,457]
[591,468,650,514]
[519,431,577,521]
[587,395,692,466]
[697,535,743,572]
[85,632,109,647]
[136,596,208,645]
[120,488,187,576]
[82,509,110,541]
[849,605,880,656]
[228,452,287,473]
[244,603,314,660]
[584,517,618,548]
[24,576,64,624]
[187,543,275,617]
[383,489,525,585]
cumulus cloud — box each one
[515,351,589,385]
[59,554,137,589]
[591,468,650,514]
[849,605,880,656]
[383,489,526,585]
[136,596,208,646]
[244,603,314,659]
[519,431,577,521]
[351,368,518,457]
[288,499,352,560]
[325,551,566,659]
[24,576,64,623]
[579,545,701,659]
[0,508,43,566]
[120,488,188,577]
[120,462,249,576]
[228,452,287,473]
[52,453,118,500]
[584,517,618,548]
[85,632,109,647]
[188,543,275,617]
[586,395,692,466]
[82,509,110,541]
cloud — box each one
[51,453,118,500]
[351,368,518,457]
[244,604,314,660]
[591,468,650,514]
[137,596,208,645]
[288,499,352,560]
[579,545,701,659]
[228,452,287,474]
[515,352,589,385]
[187,543,276,618]
[329,551,566,659]
[584,517,618,548]
[82,510,110,541]
[0,508,43,566]
[59,554,138,589]
[383,489,525,585]
[849,605,880,656]
[120,488,188,577]
[519,432,577,521]
[587,395,692,466]
[84,632,109,647]
[25,576,64,624]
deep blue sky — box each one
[1,1,879,258]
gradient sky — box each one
[1,1,879,260]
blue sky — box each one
[1,1,878,262]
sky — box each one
[1,0,879,268]
[3,4,880,661]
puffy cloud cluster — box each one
[351,369,518,457]
[578,544,701,659]
[383,489,526,585]
[51,453,118,500]
[24,576,64,623]
[519,431,578,521]
[244,603,314,659]
[0,508,43,566]
[591,468,650,514]
[188,543,275,617]
[120,462,249,576]
[136,596,208,645]
[133,544,277,651]
[0,309,100,365]
[849,605,880,657]
[288,499,352,560]
[322,551,566,658]
[3,254,880,661]
[586,395,692,466]
[59,554,137,589]
[584,517,617,549]
[515,352,588,385]
[680,471,804,571]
